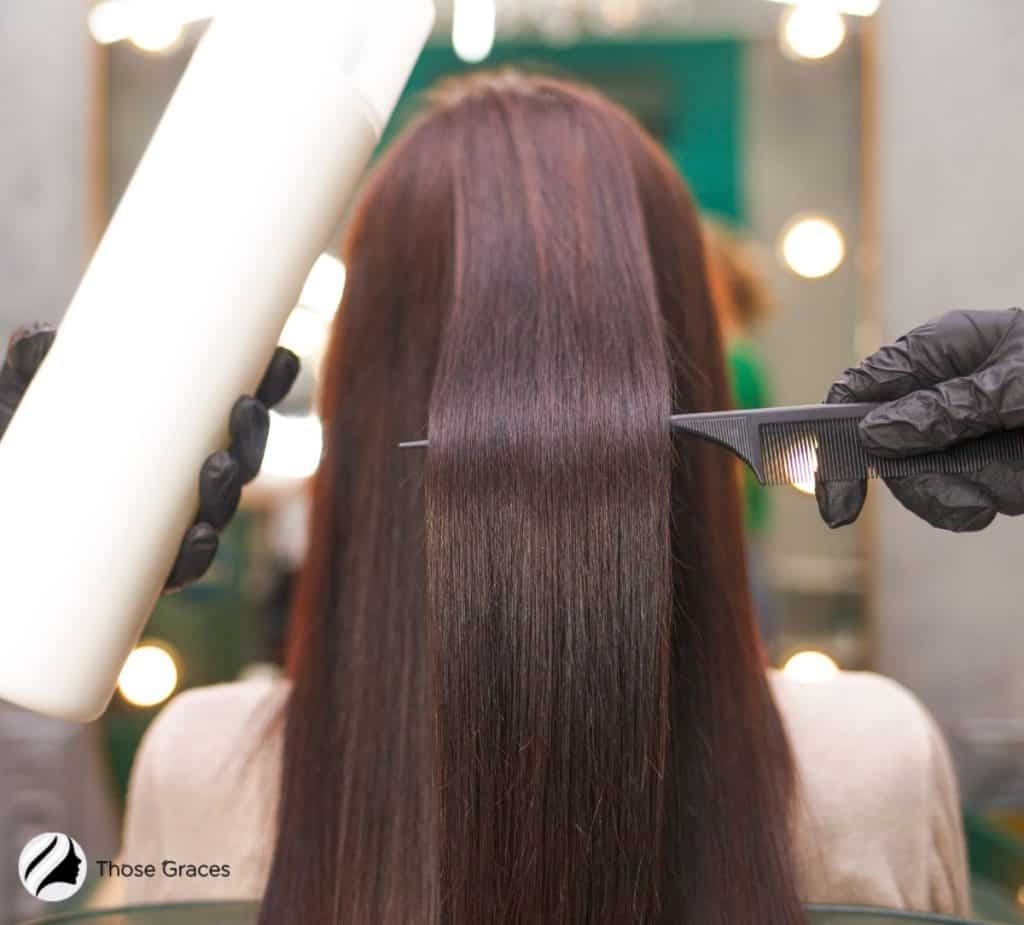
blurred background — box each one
[1,0,1024,921]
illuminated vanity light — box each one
[88,0,220,51]
[452,0,497,63]
[262,412,324,480]
[780,215,846,279]
[779,5,847,61]
[129,15,185,54]
[299,254,347,320]
[783,650,840,682]
[279,306,329,359]
[118,643,179,708]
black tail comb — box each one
[400,403,1024,486]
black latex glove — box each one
[816,308,1024,532]
[0,323,300,590]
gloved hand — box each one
[0,323,300,590]
[816,308,1024,532]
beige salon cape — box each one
[102,670,970,916]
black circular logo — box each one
[18,833,87,902]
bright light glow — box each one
[130,14,184,53]
[89,0,220,47]
[279,306,329,358]
[779,5,847,60]
[262,412,323,480]
[786,439,819,495]
[88,1,133,44]
[118,643,179,708]
[1017,884,1024,907]
[764,0,880,16]
[780,215,846,279]
[783,650,840,683]
[298,254,346,319]
[453,0,497,63]
[791,476,816,496]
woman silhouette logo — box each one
[18,833,88,902]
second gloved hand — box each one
[168,343,300,590]
[0,324,300,590]
[816,308,1024,532]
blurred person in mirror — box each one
[703,219,781,652]
[112,72,969,923]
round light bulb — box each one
[299,254,347,320]
[130,13,185,54]
[783,650,840,683]
[780,5,847,61]
[88,1,133,45]
[118,643,179,708]
[453,0,497,63]
[279,306,329,359]
[780,215,846,279]
[262,412,324,481]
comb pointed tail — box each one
[671,411,765,484]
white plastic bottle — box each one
[0,0,435,722]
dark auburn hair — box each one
[260,71,803,924]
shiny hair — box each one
[259,71,803,925]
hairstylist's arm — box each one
[0,323,300,590]
[817,308,1024,532]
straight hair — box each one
[260,71,804,925]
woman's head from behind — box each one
[262,71,802,924]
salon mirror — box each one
[3,2,1024,923]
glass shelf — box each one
[19,902,995,924]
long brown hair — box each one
[260,71,803,924]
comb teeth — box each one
[759,418,1024,487]
[761,419,864,487]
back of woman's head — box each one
[261,71,803,925]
